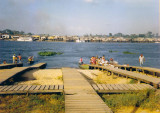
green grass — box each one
[123,51,137,54]
[0,94,64,113]
[79,64,89,69]
[109,50,118,53]
[38,51,63,56]
[128,79,138,84]
[102,90,159,112]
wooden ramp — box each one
[0,67,30,85]
[30,63,47,69]
[92,84,155,93]
[114,65,160,77]
[62,68,112,113]
[0,63,23,69]
[0,85,63,94]
[89,65,160,88]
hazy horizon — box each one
[0,0,159,35]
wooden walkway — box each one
[62,68,112,113]
[30,63,47,69]
[0,67,30,85]
[89,65,160,88]
[114,65,160,77]
[0,63,47,85]
[0,85,63,94]
[0,63,23,69]
[92,84,155,93]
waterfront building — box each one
[1,34,11,39]
[17,37,33,41]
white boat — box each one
[17,37,33,41]
[76,39,85,43]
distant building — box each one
[1,34,11,39]
[32,35,41,40]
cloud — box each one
[84,0,93,3]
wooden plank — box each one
[49,85,55,90]
[1,86,13,92]
[114,84,124,90]
[0,86,9,92]
[18,85,28,91]
[55,85,59,90]
[105,84,114,90]
[29,85,37,91]
[8,85,18,91]
[131,84,143,90]
[117,84,129,90]
[44,85,50,90]
[91,84,99,90]
[13,85,23,91]
[34,85,41,90]
[101,84,110,90]
[127,84,139,90]
[24,85,32,91]
[111,84,119,90]
[59,85,64,90]
[39,85,46,90]
[97,84,104,90]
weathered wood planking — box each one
[30,63,47,69]
[62,68,113,113]
[0,67,30,85]
[92,84,155,93]
[0,63,23,69]
[89,65,160,88]
[114,65,160,76]
[0,85,63,94]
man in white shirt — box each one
[139,54,145,66]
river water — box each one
[0,41,160,68]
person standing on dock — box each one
[13,54,16,64]
[18,54,22,63]
[139,54,145,66]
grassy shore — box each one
[102,90,160,113]
[0,94,64,113]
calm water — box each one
[0,40,160,69]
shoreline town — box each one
[0,30,160,43]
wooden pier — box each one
[0,63,23,69]
[89,65,160,88]
[30,63,47,69]
[92,84,155,93]
[0,63,47,85]
[0,85,63,94]
[62,68,113,113]
[114,65,160,77]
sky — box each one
[0,0,159,36]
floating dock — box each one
[0,63,23,69]
[62,68,113,113]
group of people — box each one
[90,55,118,66]
[13,54,22,64]
[79,54,145,67]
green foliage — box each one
[109,50,118,53]
[38,51,63,56]
[123,51,137,54]
[102,90,158,112]
[129,79,138,84]
[0,94,65,113]
[79,64,89,69]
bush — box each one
[123,51,137,54]
[38,51,63,56]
